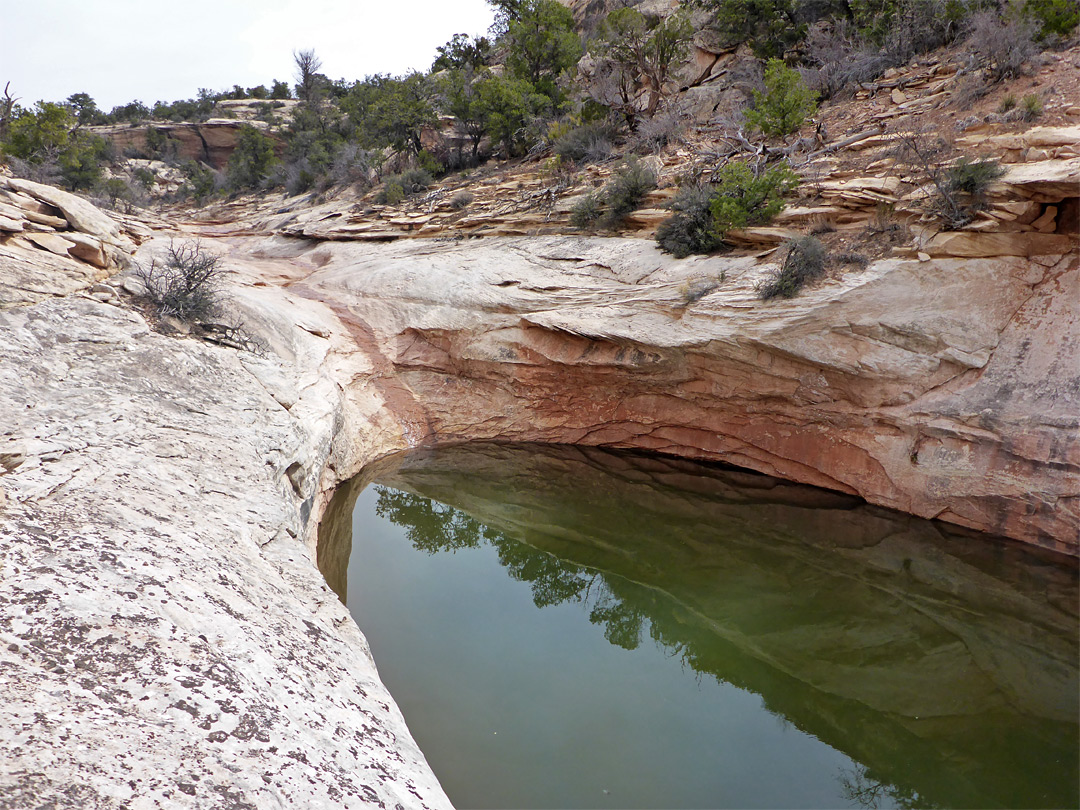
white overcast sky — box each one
[1,0,496,110]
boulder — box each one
[64,232,109,268]
[26,232,78,257]
[2,177,133,251]
[0,214,24,233]
[924,230,1073,257]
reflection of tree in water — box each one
[375,488,486,553]
[375,487,651,650]
[375,486,941,807]
[840,765,924,809]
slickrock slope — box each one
[0,241,451,806]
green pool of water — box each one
[319,443,1078,810]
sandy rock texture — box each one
[0,285,449,808]
[0,174,144,306]
[282,234,1078,554]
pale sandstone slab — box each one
[0,214,24,232]
[0,290,451,809]
[26,232,78,257]
[925,230,1073,257]
[2,176,133,250]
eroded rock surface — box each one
[0,294,449,809]
[279,235,1078,553]
[0,174,143,306]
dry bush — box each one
[572,158,658,229]
[966,11,1040,82]
[951,73,992,110]
[570,192,604,227]
[804,22,894,98]
[553,120,621,164]
[893,128,1005,227]
[135,241,226,322]
[834,251,870,268]
[628,99,692,154]
[450,191,474,210]
[757,236,827,299]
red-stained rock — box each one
[294,236,1079,555]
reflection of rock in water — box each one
[322,442,1079,810]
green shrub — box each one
[1019,93,1043,121]
[685,0,805,59]
[378,180,405,205]
[505,0,583,105]
[375,168,431,204]
[133,167,157,188]
[358,72,439,156]
[99,177,132,207]
[656,183,727,257]
[1022,0,1078,38]
[108,100,151,123]
[432,33,492,72]
[757,236,827,299]
[180,160,217,202]
[2,101,109,190]
[145,127,181,161]
[946,157,1006,196]
[709,161,799,235]
[998,94,1018,113]
[416,149,443,177]
[58,130,109,190]
[570,193,603,227]
[745,59,818,138]
[226,125,279,190]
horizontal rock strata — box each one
[285,234,1078,554]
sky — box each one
[1,0,496,111]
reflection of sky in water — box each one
[331,444,1078,810]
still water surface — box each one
[319,443,1078,810]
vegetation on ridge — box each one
[1,0,1071,301]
